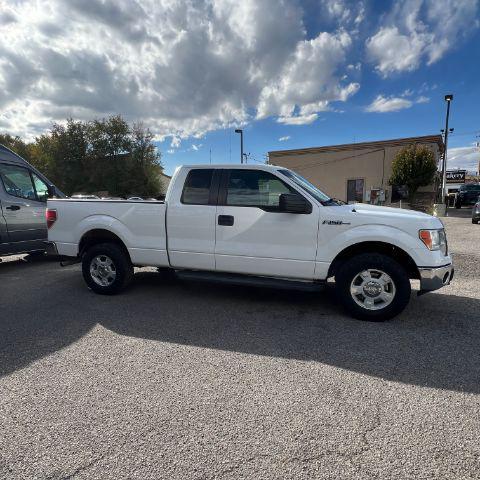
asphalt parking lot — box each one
[1,212,479,479]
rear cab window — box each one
[181,169,214,205]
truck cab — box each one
[0,144,62,258]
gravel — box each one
[0,213,479,479]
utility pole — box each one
[441,94,453,202]
[235,129,243,164]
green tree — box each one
[389,145,438,202]
[1,115,164,197]
[0,134,33,162]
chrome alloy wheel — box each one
[90,255,117,287]
[350,269,396,311]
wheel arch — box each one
[327,241,419,280]
[79,229,131,262]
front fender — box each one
[318,224,428,266]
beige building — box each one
[269,135,444,206]
[158,171,171,194]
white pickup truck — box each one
[47,164,453,321]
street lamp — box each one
[440,94,453,202]
[235,129,243,164]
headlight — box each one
[419,229,448,255]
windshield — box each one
[462,184,480,192]
[278,169,340,206]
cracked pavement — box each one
[0,212,479,479]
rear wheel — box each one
[82,243,133,295]
[473,218,479,224]
[335,253,411,321]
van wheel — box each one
[82,243,133,295]
[335,253,411,321]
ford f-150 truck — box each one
[46,164,453,321]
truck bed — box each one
[47,199,169,267]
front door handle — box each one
[6,205,21,211]
[218,215,234,226]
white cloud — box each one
[447,146,480,173]
[0,0,360,141]
[170,136,181,149]
[366,0,479,76]
[257,31,359,120]
[277,114,319,125]
[365,95,413,113]
[365,93,431,112]
[278,136,291,142]
[416,95,430,104]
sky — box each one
[0,0,479,175]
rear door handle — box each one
[218,215,234,226]
[6,205,21,211]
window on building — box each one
[347,179,364,203]
[181,169,214,205]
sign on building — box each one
[446,170,466,184]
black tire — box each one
[82,242,133,295]
[335,253,411,322]
[455,201,461,209]
[473,219,479,224]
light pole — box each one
[441,94,453,202]
[235,129,243,164]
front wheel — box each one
[82,243,133,295]
[335,253,411,321]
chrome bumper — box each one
[418,263,454,292]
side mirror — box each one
[279,193,312,214]
[47,185,56,198]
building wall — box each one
[270,141,441,204]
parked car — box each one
[455,184,480,208]
[47,164,453,321]
[472,198,480,224]
[0,144,63,258]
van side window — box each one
[0,164,36,200]
[181,169,214,205]
[32,173,49,202]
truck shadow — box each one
[1,264,479,394]
[97,271,480,394]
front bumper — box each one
[418,263,454,292]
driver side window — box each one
[225,170,294,208]
[32,173,49,202]
[0,164,36,200]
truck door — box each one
[0,164,48,252]
[166,168,219,270]
[215,169,319,279]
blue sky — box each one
[153,1,480,175]
[1,0,479,174]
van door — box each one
[166,168,219,270]
[0,201,9,254]
[215,169,319,279]
[0,164,48,252]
